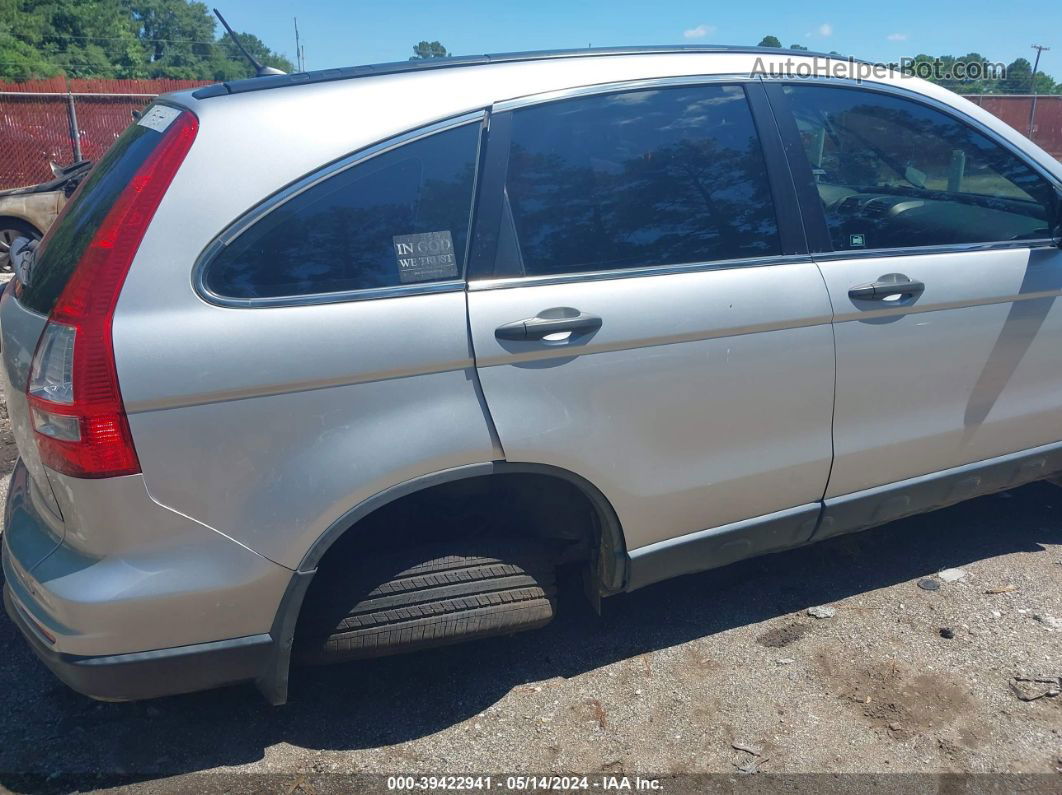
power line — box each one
[0,60,160,66]
[24,33,223,45]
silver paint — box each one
[3,49,1062,677]
[468,261,836,550]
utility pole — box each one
[1028,44,1050,138]
[294,17,302,71]
[63,74,81,163]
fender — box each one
[256,460,628,705]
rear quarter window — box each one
[203,121,482,302]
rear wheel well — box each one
[312,472,603,575]
[261,469,626,703]
[0,216,41,235]
[289,473,606,666]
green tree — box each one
[8,0,146,78]
[214,31,295,78]
[897,52,1058,95]
[757,35,781,48]
[1001,57,1056,94]
[0,0,59,80]
[410,40,448,60]
[789,43,808,51]
[0,0,294,81]
[131,0,218,78]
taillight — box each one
[27,109,198,478]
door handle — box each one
[848,273,925,301]
[495,307,603,341]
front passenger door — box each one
[774,82,1062,536]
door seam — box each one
[812,257,839,504]
[463,287,506,460]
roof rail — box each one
[191,45,865,100]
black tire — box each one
[0,219,41,273]
[295,540,556,664]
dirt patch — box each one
[756,622,811,648]
[815,653,975,736]
[682,646,721,671]
[575,698,608,729]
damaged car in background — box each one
[0,160,91,272]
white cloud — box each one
[819,23,833,37]
[886,32,908,41]
[683,24,717,40]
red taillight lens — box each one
[27,109,198,478]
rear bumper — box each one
[1,456,297,701]
[4,585,272,701]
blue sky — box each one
[219,0,1062,80]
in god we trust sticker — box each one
[392,231,458,283]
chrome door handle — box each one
[495,308,602,341]
[849,273,925,301]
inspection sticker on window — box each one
[137,105,181,133]
[393,231,458,283]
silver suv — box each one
[3,47,1062,704]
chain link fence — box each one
[966,95,1062,160]
[0,78,209,189]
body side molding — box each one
[627,503,821,591]
[817,438,1062,540]
[628,439,1062,594]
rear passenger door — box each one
[467,81,836,565]
[767,82,1062,538]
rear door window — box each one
[783,84,1058,251]
[204,122,481,301]
[498,84,781,278]
[20,104,182,315]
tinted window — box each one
[500,84,781,277]
[784,84,1057,251]
[206,122,481,300]
[21,107,172,315]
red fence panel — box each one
[0,93,74,188]
[0,78,209,94]
[72,95,155,161]
[966,95,1062,159]
[0,78,211,189]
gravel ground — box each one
[0,380,1059,791]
